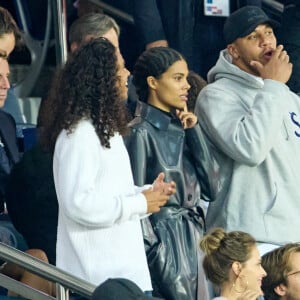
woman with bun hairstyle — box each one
[199,228,267,300]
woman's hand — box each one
[152,172,176,196]
[176,103,197,129]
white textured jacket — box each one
[53,120,152,291]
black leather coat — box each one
[125,103,216,300]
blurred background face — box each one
[0,32,15,57]
[0,58,10,107]
[240,246,267,294]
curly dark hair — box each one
[39,38,129,151]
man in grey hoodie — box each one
[195,6,298,255]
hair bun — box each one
[199,227,226,255]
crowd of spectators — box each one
[1,1,300,300]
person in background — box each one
[0,248,55,297]
[92,278,162,300]
[68,12,119,52]
[125,46,216,300]
[194,5,299,256]
[0,6,22,207]
[261,243,300,300]
[186,71,207,112]
[0,57,19,214]
[0,6,21,58]
[6,12,123,266]
[0,7,55,296]
[200,227,266,300]
[0,6,24,124]
[40,38,176,292]
[133,0,262,79]
[278,0,300,94]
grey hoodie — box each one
[195,49,300,245]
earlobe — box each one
[274,284,287,296]
[147,76,157,90]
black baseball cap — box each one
[92,278,163,300]
[223,6,279,45]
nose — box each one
[261,35,272,47]
[0,76,10,89]
[184,79,191,91]
[125,67,130,78]
[261,266,267,277]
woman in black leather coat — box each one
[125,47,217,300]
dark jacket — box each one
[0,110,19,212]
[5,144,58,264]
[133,0,261,77]
[125,102,217,300]
[279,0,300,93]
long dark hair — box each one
[39,38,129,151]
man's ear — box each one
[274,283,287,296]
[147,76,157,90]
[227,44,239,60]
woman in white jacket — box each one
[40,38,175,293]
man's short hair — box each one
[69,13,120,47]
[262,243,300,300]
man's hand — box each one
[250,45,292,83]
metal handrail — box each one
[262,0,284,12]
[53,0,68,66]
[0,242,96,300]
[13,0,52,97]
[87,0,134,24]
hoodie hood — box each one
[207,49,264,89]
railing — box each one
[0,242,96,300]
[87,0,134,24]
[262,0,284,12]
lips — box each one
[180,94,188,102]
[0,93,7,100]
[262,49,274,59]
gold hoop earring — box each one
[232,275,248,294]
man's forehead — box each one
[244,23,274,37]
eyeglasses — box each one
[287,270,300,277]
